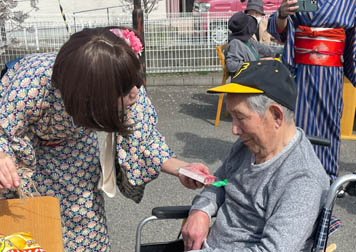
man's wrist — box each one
[189,209,212,222]
[278,7,288,19]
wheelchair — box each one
[136,137,356,252]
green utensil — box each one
[210,179,227,187]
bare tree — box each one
[0,0,38,25]
[119,0,163,14]
[0,0,38,52]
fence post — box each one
[35,24,39,51]
[73,14,77,33]
[23,28,28,50]
[207,12,210,47]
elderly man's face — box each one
[226,94,275,157]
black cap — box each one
[207,60,297,111]
[228,12,257,42]
[245,0,265,16]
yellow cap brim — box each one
[207,83,264,94]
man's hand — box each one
[0,152,20,189]
[182,210,210,251]
[178,163,212,189]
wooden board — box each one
[0,196,64,251]
[341,77,356,140]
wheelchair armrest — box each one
[306,135,331,147]
[152,205,191,219]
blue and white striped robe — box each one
[267,1,356,180]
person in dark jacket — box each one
[225,12,282,76]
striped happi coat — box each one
[267,1,356,180]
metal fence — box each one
[0,12,279,74]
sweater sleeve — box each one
[249,39,282,58]
[189,182,225,220]
[115,86,175,186]
[0,55,52,168]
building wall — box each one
[166,0,180,13]
[166,0,195,13]
[15,0,167,20]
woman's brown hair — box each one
[52,26,144,134]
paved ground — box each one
[105,75,356,251]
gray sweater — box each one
[190,128,330,252]
[225,38,283,74]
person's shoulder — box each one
[229,38,245,45]
[16,53,56,76]
[22,52,56,65]
[249,37,269,48]
[135,86,154,109]
[228,39,247,51]
[259,18,268,28]
[12,53,56,88]
[285,129,330,183]
[248,37,258,44]
[295,130,323,165]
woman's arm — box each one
[117,87,212,190]
[0,55,52,189]
[161,157,188,176]
[276,0,298,33]
[162,159,211,189]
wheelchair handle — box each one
[306,135,331,147]
[325,173,356,210]
[152,205,191,219]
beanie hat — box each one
[228,12,258,42]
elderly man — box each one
[182,60,330,252]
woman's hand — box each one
[0,152,20,189]
[161,159,212,189]
[182,209,210,251]
[279,0,299,19]
[178,163,213,190]
[260,57,274,60]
